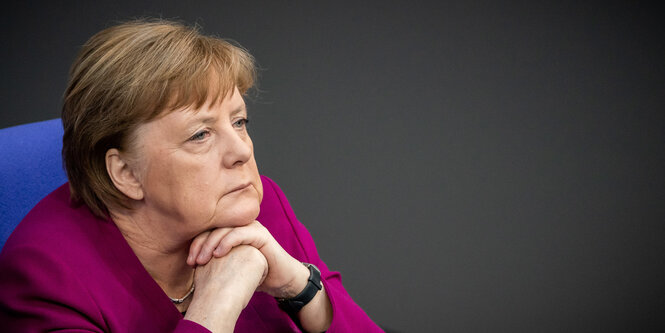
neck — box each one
[109,208,195,299]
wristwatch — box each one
[276,263,323,314]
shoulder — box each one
[0,183,111,295]
[258,175,311,257]
[260,174,305,217]
[259,175,296,225]
[0,185,108,329]
[0,183,181,331]
[259,175,282,202]
[2,184,106,260]
[259,174,299,220]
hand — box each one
[188,221,310,299]
[184,245,268,332]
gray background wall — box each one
[2,1,664,331]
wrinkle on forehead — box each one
[162,69,238,117]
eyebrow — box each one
[186,105,247,127]
[230,105,247,116]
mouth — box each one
[227,183,251,194]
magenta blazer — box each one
[0,176,383,332]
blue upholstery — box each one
[0,119,67,249]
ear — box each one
[105,148,144,201]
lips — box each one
[227,183,251,194]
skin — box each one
[105,87,332,332]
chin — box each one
[209,184,262,228]
[215,199,261,228]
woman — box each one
[0,19,382,332]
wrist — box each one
[275,263,323,314]
[185,283,246,330]
[185,294,241,332]
[269,259,310,299]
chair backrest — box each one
[0,119,67,249]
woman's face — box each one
[129,87,263,237]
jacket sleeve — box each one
[261,176,384,332]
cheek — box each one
[247,156,263,201]
[142,151,213,207]
[256,181,264,203]
[141,152,172,190]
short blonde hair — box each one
[62,19,256,218]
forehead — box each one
[130,87,246,145]
[160,86,245,122]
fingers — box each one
[213,222,269,259]
[190,245,269,319]
[189,221,272,267]
[194,227,235,266]
[187,230,211,266]
[190,221,302,298]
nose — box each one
[220,128,252,168]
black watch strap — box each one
[276,263,323,314]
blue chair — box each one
[0,119,67,249]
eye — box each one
[188,130,210,142]
[233,118,249,129]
